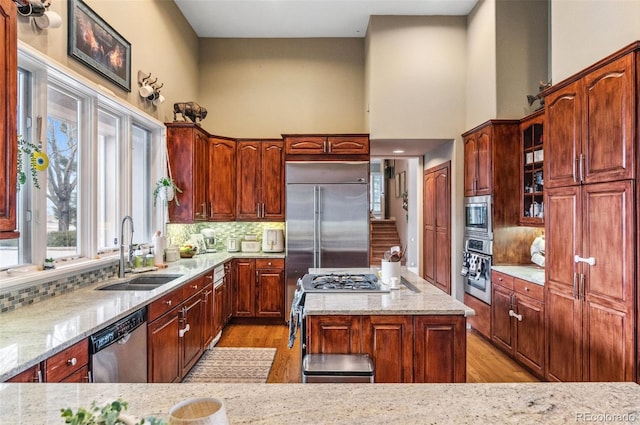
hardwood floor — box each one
[216,323,539,383]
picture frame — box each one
[67,0,131,91]
[395,171,406,198]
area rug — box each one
[182,347,277,383]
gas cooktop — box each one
[300,273,389,293]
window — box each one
[2,45,165,271]
[46,86,80,260]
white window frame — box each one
[3,41,166,282]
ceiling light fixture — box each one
[393,149,405,154]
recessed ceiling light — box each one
[393,149,405,154]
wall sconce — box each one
[138,71,165,106]
[15,0,62,29]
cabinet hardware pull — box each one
[524,287,530,291]
[579,273,585,301]
[574,156,579,183]
[579,153,585,182]
[191,284,198,289]
[573,273,578,299]
[179,324,191,338]
[574,255,596,266]
[262,203,265,218]
[201,203,207,218]
[67,357,77,366]
[323,140,328,153]
[509,309,523,321]
[165,300,172,306]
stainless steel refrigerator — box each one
[285,161,370,317]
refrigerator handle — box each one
[317,185,322,268]
[313,186,319,269]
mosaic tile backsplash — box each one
[166,221,286,251]
[0,263,118,313]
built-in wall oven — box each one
[461,236,492,305]
[464,195,493,239]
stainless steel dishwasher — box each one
[90,308,147,383]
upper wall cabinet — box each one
[0,0,18,239]
[544,51,636,189]
[519,110,544,226]
[209,136,236,221]
[166,123,210,223]
[463,127,492,196]
[236,139,285,221]
[283,134,369,160]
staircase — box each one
[370,219,402,266]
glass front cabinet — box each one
[520,110,544,226]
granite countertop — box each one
[0,252,284,382]
[492,265,545,285]
[2,382,639,424]
[304,267,475,317]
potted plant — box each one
[43,257,55,270]
[153,177,182,207]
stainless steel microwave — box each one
[464,195,492,239]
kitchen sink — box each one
[97,274,183,291]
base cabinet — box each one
[148,275,208,383]
[306,314,466,383]
[491,271,545,378]
[5,339,89,383]
[233,258,284,319]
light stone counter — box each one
[492,265,545,285]
[304,268,474,317]
[1,382,639,424]
[0,252,284,382]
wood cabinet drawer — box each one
[182,276,205,300]
[514,278,544,301]
[256,258,284,269]
[149,289,182,322]
[44,339,88,382]
[491,270,514,290]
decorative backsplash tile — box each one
[166,221,285,252]
[0,263,118,313]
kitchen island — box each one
[302,268,473,383]
[2,381,639,424]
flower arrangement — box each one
[61,398,167,425]
[153,177,182,207]
[17,135,48,189]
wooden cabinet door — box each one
[0,0,18,238]
[148,310,181,383]
[224,261,234,323]
[209,137,236,221]
[6,364,41,383]
[59,365,89,383]
[306,315,361,354]
[284,136,326,155]
[180,294,204,377]
[491,283,514,354]
[236,141,261,220]
[581,180,635,381]
[166,124,210,223]
[327,136,369,155]
[260,140,285,220]
[474,128,493,195]
[361,316,413,383]
[256,268,284,318]
[463,134,478,196]
[514,294,545,377]
[545,80,582,189]
[423,163,451,294]
[545,185,582,382]
[423,171,436,283]
[214,283,224,335]
[234,258,255,316]
[413,316,466,383]
[582,54,635,185]
[202,282,215,347]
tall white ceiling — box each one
[174,0,478,38]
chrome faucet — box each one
[119,215,134,278]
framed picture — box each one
[68,0,131,91]
[395,171,406,198]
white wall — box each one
[551,1,640,83]
[366,16,467,140]
[466,0,497,128]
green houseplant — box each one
[153,176,182,207]
[61,399,167,425]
